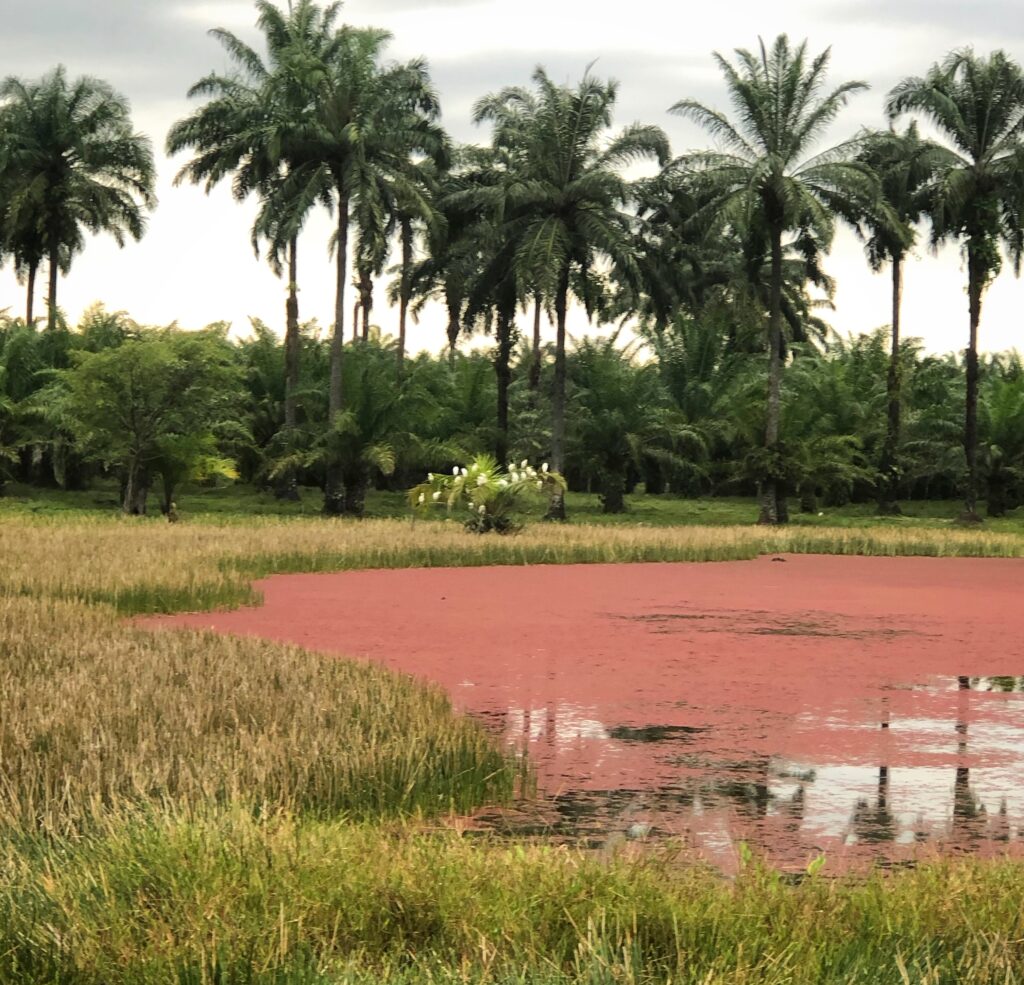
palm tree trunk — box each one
[397,219,413,376]
[275,237,301,503]
[285,238,300,431]
[47,247,59,331]
[495,311,513,466]
[324,191,349,516]
[547,267,570,520]
[529,293,542,392]
[446,310,459,368]
[358,269,373,340]
[878,254,903,515]
[960,247,984,523]
[25,262,37,324]
[352,300,361,342]
[758,227,785,525]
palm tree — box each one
[855,124,940,514]
[0,67,155,331]
[887,49,1024,522]
[406,159,482,367]
[473,67,669,518]
[978,357,1024,517]
[568,334,702,512]
[167,0,339,501]
[672,35,875,523]
[281,35,443,511]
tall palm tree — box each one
[672,35,875,524]
[855,124,937,515]
[888,49,1024,522]
[406,157,482,367]
[283,37,443,511]
[0,68,155,331]
[167,0,337,478]
[474,67,670,518]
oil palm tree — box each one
[887,48,1024,522]
[855,123,938,514]
[672,35,876,523]
[473,67,670,518]
[406,159,482,367]
[0,67,155,331]
[282,37,444,511]
[978,358,1024,517]
[568,334,704,512]
[167,0,337,495]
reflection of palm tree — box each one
[952,678,984,845]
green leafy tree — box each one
[888,48,1024,521]
[0,67,155,331]
[672,35,876,523]
[56,327,244,514]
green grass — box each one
[2,809,1023,985]
[5,478,1024,533]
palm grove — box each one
[1,3,1024,523]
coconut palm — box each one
[672,35,876,523]
[0,68,155,331]
[473,68,670,518]
[887,49,1024,522]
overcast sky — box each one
[2,0,1023,356]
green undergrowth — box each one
[2,810,1023,984]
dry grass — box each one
[3,514,1023,615]
[0,594,517,832]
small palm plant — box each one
[409,454,566,533]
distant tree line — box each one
[2,306,1023,519]
[2,1,1024,522]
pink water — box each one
[148,555,1024,871]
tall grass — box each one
[3,515,1023,615]
[3,515,1024,983]
[0,595,518,832]
[2,809,1023,984]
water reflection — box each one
[475,676,1024,868]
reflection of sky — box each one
[491,690,1024,857]
[773,764,1021,842]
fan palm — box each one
[887,48,1024,522]
[472,67,670,518]
[0,67,155,331]
[854,123,938,514]
[671,35,876,523]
